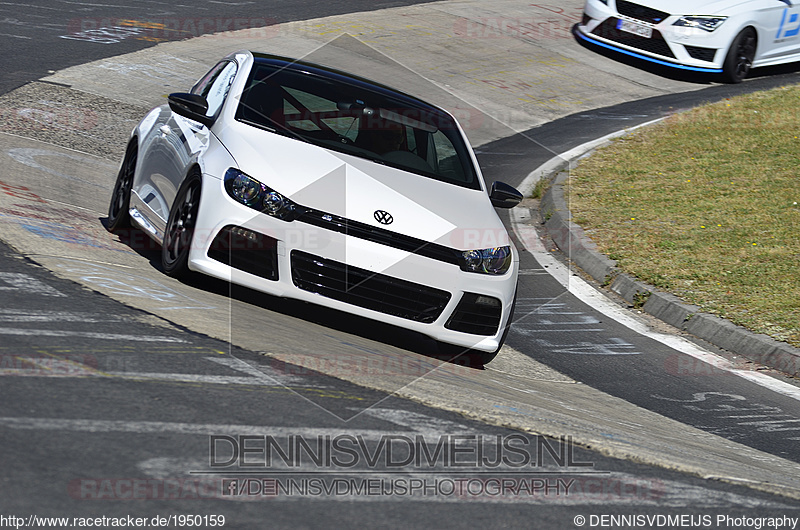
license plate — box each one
[617,19,653,38]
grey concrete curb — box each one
[540,170,800,378]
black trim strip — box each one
[223,168,467,267]
[297,208,462,266]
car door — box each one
[756,0,800,61]
[136,60,238,235]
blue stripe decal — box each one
[576,30,724,73]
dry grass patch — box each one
[568,85,800,347]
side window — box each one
[428,130,468,182]
[191,61,238,120]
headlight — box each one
[263,191,286,215]
[672,16,727,32]
[223,168,300,221]
[460,246,512,275]
[229,173,261,206]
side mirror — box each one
[168,93,213,127]
[489,181,523,209]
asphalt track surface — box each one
[2,0,800,526]
[0,0,437,94]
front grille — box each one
[593,19,675,58]
[445,293,502,336]
[615,0,670,24]
[290,250,451,323]
[207,225,279,281]
[685,45,717,62]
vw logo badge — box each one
[374,210,393,225]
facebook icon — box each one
[221,479,238,496]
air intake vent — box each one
[291,250,451,323]
[685,45,717,62]
[445,292,502,336]
[207,225,279,281]
[615,0,670,24]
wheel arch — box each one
[740,24,759,51]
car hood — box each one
[215,123,509,250]
[632,0,746,15]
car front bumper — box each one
[186,174,518,353]
[577,0,731,73]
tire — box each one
[722,28,756,84]
[162,170,202,279]
[106,141,137,232]
[437,343,498,369]
[492,289,517,354]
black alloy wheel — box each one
[162,171,202,278]
[722,27,756,83]
[106,141,137,231]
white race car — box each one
[577,0,800,82]
[107,50,521,363]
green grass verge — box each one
[568,85,800,347]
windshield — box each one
[235,62,480,190]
